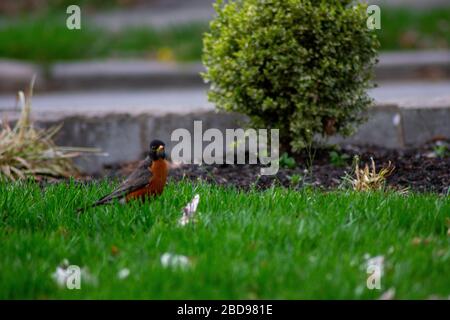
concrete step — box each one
[1,84,449,173]
[1,51,449,93]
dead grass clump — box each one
[342,156,395,192]
[0,81,100,181]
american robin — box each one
[78,139,169,212]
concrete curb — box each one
[49,61,205,91]
[1,51,449,92]
[2,101,449,174]
[376,51,450,81]
[0,59,45,92]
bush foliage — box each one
[202,0,379,151]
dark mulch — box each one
[102,141,450,195]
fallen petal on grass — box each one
[366,255,385,275]
[117,268,130,280]
[379,288,395,300]
[179,194,200,226]
[52,262,71,287]
[51,259,97,288]
[160,253,191,270]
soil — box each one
[102,141,450,195]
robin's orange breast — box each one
[125,159,168,202]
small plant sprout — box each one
[329,150,350,167]
[432,143,449,158]
[289,174,302,187]
[343,156,395,192]
[279,152,296,169]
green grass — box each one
[0,8,449,63]
[0,14,205,63]
[0,180,449,299]
[377,8,450,51]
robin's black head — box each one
[149,139,166,160]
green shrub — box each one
[202,0,380,151]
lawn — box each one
[0,16,205,63]
[0,7,449,63]
[0,180,449,299]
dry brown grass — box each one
[0,81,100,181]
[342,156,396,192]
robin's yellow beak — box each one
[156,145,165,157]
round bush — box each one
[202,0,380,151]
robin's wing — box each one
[93,157,153,206]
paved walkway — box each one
[1,81,447,171]
[370,81,450,108]
[0,82,449,119]
[0,89,212,118]
[1,50,449,92]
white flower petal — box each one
[366,255,385,275]
[160,252,191,270]
[179,194,200,226]
[118,268,130,280]
[379,288,395,300]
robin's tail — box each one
[76,204,95,214]
[75,195,126,214]
[76,200,109,214]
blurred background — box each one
[0,0,449,173]
[0,0,448,64]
